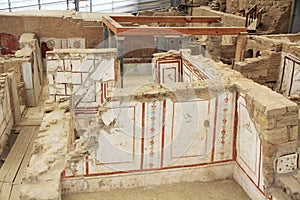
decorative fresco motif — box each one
[156,60,181,84]
[213,92,236,162]
[276,153,298,174]
[143,100,163,169]
[237,94,262,190]
[40,37,85,49]
[0,33,18,55]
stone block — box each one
[276,114,298,128]
[288,125,298,141]
[262,127,289,144]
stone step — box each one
[278,175,300,200]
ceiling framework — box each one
[101,15,248,87]
[102,16,247,36]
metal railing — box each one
[245,4,263,29]
[0,0,170,13]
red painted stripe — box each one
[161,100,166,168]
[85,155,89,175]
[211,97,219,162]
[257,143,262,190]
[141,103,145,170]
[232,92,238,160]
[236,162,265,195]
[62,160,235,179]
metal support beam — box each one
[8,0,11,12]
[38,0,41,10]
[74,0,79,11]
[156,36,165,53]
[109,30,116,48]
[117,37,125,88]
[103,24,109,48]
[181,35,190,49]
[90,0,92,12]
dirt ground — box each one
[63,179,251,200]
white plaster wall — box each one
[63,92,236,182]
[235,94,265,199]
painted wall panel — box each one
[143,100,163,169]
[22,62,33,89]
[237,94,262,187]
[213,92,236,162]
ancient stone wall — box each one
[234,78,298,199]
[233,35,283,89]
[0,13,102,48]
[0,74,14,156]
[0,58,27,106]
[225,0,292,14]
[192,7,245,27]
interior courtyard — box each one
[0,0,300,199]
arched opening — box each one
[245,49,254,58]
[256,51,261,57]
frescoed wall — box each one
[278,53,300,97]
[63,92,236,177]
[236,94,265,199]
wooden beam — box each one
[102,16,121,34]
[111,16,222,23]
[117,27,247,35]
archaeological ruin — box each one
[0,0,300,200]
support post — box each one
[109,30,116,48]
[74,0,79,11]
[8,0,11,12]
[181,35,190,49]
[156,36,165,53]
[117,37,125,88]
[235,32,248,62]
[103,24,109,48]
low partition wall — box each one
[20,51,299,200]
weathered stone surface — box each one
[20,100,73,200]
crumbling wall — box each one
[46,49,117,134]
[233,35,282,89]
[0,58,27,105]
[0,74,14,156]
[192,6,245,27]
[225,0,292,14]
[20,99,73,200]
